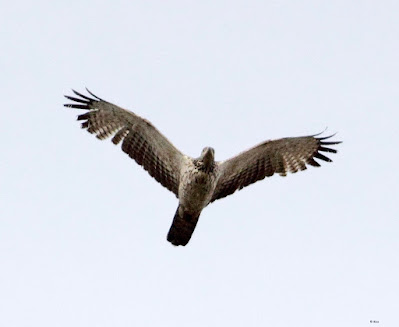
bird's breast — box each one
[178,161,218,212]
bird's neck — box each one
[194,159,215,173]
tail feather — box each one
[167,206,200,246]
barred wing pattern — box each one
[212,134,341,202]
[64,89,184,196]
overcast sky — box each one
[1,1,399,326]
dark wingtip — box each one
[307,158,321,167]
[312,127,329,137]
[317,133,337,141]
[320,140,342,145]
[64,95,90,104]
[314,152,332,162]
[64,88,106,109]
[71,89,94,101]
[319,146,337,154]
[308,131,342,166]
[85,87,104,101]
[64,104,90,109]
[314,131,342,145]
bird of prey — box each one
[64,89,341,246]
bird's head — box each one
[199,147,215,170]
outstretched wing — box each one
[211,133,341,202]
[64,89,184,196]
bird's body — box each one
[65,89,341,246]
[168,150,219,245]
[179,155,218,213]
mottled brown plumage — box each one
[65,89,341,246]
[211,135,339,202]
[65,89,183,196]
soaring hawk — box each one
[65,89,341,246]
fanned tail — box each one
[167,206,200,246]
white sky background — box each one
[1,1,398,326]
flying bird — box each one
[64,89,341,246]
